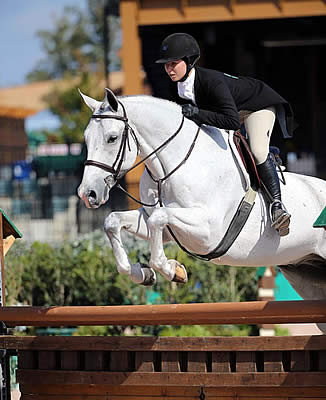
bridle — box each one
[84,101,138,180]
[84,100,201,207]
[83,99,258,263]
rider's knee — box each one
[104,212,120,234]
[253,149,268,165]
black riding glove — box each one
[181,104,199,118]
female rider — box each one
[156,32,295,236]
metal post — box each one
[0,213,5,307]
[103,1,110,87]
[0,212,10,400]
[0,322,10,400]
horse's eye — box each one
[107,135,118,144]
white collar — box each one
[177,69,196,104]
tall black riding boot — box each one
[256,154,291,236]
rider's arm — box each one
[189,76,240,130]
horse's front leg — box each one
[147,207,207,283]
[104,208,156,286]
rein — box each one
[84,100,256,261]
[116,123,201,208]
[85,100,201,207]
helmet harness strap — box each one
[178,55,200,82]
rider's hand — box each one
[181,104,199,118]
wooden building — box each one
[120,0,326,181]
[120,0,326,94]
[0,81,59,166]
[0,115,27,166]
[0,72,145,166]
[0,73,148,208]
[0,85,31,165]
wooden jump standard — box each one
[0,300,326,399]
[0,299,326,326]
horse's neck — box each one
[126,99,191,178]
[125,98,244,192]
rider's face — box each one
[165,60,187,82]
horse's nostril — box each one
[88,190,97,199]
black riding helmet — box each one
[156,33,200,81]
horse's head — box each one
[78,88,138,208]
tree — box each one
[87,0,120,85]
[26,6,97,82]
[43,72,103,143]
[26,1,120,83]
[26,1,121,144]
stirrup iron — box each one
[270,200,291,234]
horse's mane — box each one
[119,94,180,113]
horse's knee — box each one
[116,263,130,276]
[148,209,168,231]
[117,264,130,275]
[104,212,120,235]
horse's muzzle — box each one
[78,186,100,209]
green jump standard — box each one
[313,207,326,228]
[0,208,22,239]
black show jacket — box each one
[168,66,295,138]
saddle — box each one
[233,130,283,191]
[168,129,284,261]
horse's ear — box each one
[78,89,99,112]
[104,88,119,112]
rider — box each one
[156,32,295,236]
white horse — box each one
[78,89,326,332]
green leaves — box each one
[43,72,102,143]
[26,1,121,145]
[5,231,258,336]
[26,1,121,83]
[26,6,98,81]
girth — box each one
[84,105,259,262]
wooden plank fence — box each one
[0,335,325,399]
[0,300,326,326]
[0,300,325,399]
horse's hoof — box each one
[170,260,188,284]
[141,265,157,286]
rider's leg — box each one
[244,107,291,236]
[257,154,291,235]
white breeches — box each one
[242,106,276,165]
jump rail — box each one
[1,299,326,326]
[1,300,326,399]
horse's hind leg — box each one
[104,208,156,286]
